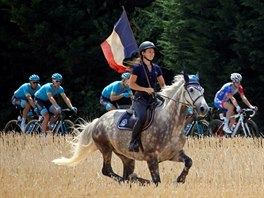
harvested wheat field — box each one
[0,133,264,198]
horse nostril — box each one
[200,106,205,112]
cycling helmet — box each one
[138,41,156,53]
[29,74,40,81]
[230,73,242,83]
[121,72,131,79]
[51,73,63,81]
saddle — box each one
[117,99,163,131]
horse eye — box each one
[189,87,194,93]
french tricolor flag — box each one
[101,10,138,73]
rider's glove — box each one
[235,105,241,113]
[249,105,258,111]
[71,106,77,112]
[55,106,61,111]
[123,92,130,98]
[34,107,38,113]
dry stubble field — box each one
[0,133,264,198]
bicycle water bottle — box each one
[184,123,192,135]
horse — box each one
[53,72,209,185]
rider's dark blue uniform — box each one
[128,55,164,152]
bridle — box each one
[158,81,204,108]
[184,82,204,107]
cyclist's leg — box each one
[100,96,116,111]
[11,96,28,132]
[49,105,60,124]
[222,102,235,127]
[35,99,50,135]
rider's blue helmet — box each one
[51,73,63,81]
[29,74,40,81]
[121,72,131,80]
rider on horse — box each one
[128,41,166,152]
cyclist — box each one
[128,41,166,152]
[100,72,133,111]
[214,73,257,134]
[11,74,41,132]
[34,73,77,135]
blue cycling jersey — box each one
[215,82,244,102]
[132,63,162,88]
[34,82,64,101]
[102,81,132,99]
[14,83,41,100]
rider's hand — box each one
[249,105,258,111]
[123,92,130,98]
[236,105,241,113]
[71,106,77,112]
[145,87,154,95]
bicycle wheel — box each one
[3,120,21,134]
[246,120,262,138]
[54,119,74,136]
[25,119,42,135]
[208,119,224,137]
[193,120,210,137]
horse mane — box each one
[159,74,184,105]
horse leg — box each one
[115,153,151,185]
[173,149,192,183]
[147,157,161,185]
[98,145,123,183]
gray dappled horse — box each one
[53,73,209,185]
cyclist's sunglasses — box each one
[32,81,39,84]
[55,80,62,83]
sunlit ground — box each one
[1,133,264,197]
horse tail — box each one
[52,118,99,166]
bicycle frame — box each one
[184,109,209,137]
[211,108,257,137]
[230,109,256,137]
[26,108,75,136]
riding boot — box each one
[128,122,143,152]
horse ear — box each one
[183,71,189,83]
[196,72,199,79]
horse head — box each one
[183,72,209,116]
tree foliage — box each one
[0,0,263,128]
[133,0,264,126]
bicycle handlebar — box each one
[230,108,256,119]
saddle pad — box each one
[117,111,154,131]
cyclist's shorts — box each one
[35,98,52,116]
[11,95,27,108]
[214,97,227,112]
[99,95,117,111]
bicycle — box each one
[208,108,263,138]
[2,106,35,134]
[25,108,76,136]
[184,107,211,137]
